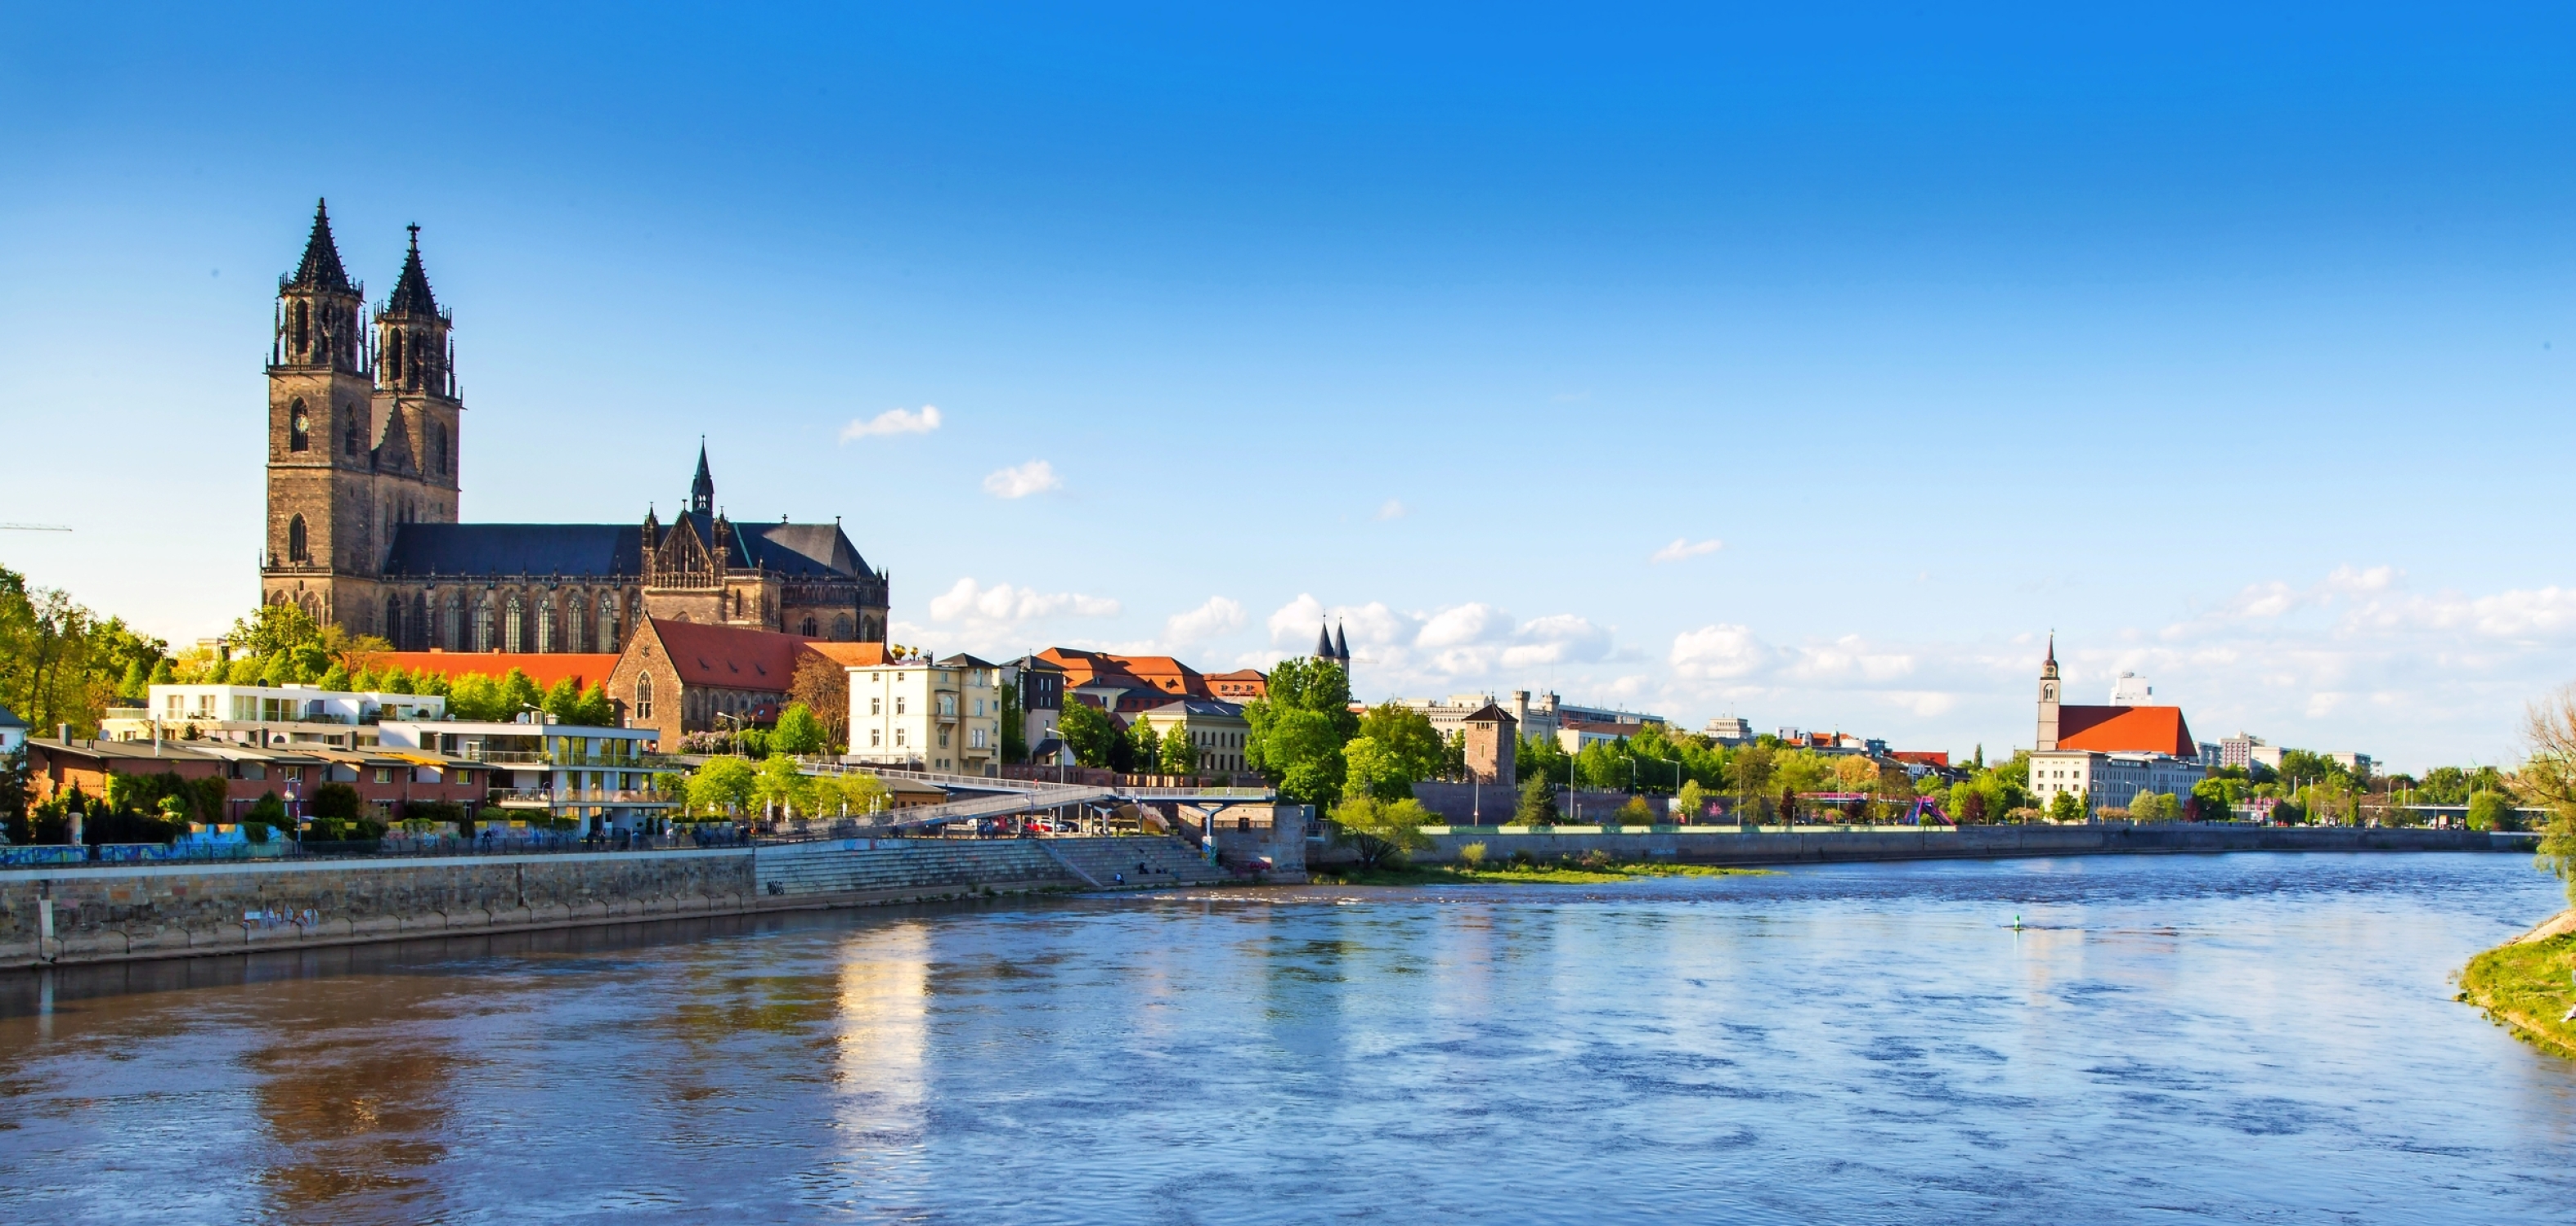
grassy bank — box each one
[1316,861,1772,886]
[2458,933,2576,1059]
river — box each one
[0,852,2570,1224]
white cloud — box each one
[839,404,943,441]
[1650,537,1723,564]
[1375,499,1409,521]
[1163,596,1246,646]
[982,459,1061,499]
[1670,624,1772,680]
[928,578,1118,624]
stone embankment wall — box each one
[1367,822,2526,867]
[1,835,1243,969]
[0,850,759,968]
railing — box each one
[488,788,676,806]
[457,748,650,768]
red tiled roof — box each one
[2056,705,2196,757]
[372,651,620,691]
[1041,647,1212,698]
[645,620,811,689]
[1890,750,1951,767]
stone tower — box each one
[261,207,465,641]
[2036,634,2062,751]
[262,199,383,628]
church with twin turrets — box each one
[258,200,889,651]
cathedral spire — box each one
[2041,632,2059,681]
[689,442,715,516]
[384,224,439,317]
[286,199,354,293]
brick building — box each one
[608,619,820,748]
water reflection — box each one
[0,857,2570,1224]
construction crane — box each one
[0,523,70,531]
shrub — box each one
[1458,840,1489,868]
[310,782,362,820]
[1616,796,1655,825]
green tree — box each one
[1674,778,1709,823]
[1355,703,1445,781]
[772,702,829,756]
[1058,700,1122,768]
[1515,732,1571,789]
[310,781,362,820]
[2047,789,2087,823]
[1244,659,1360,806]
[1158,721,1198,775]
[2130,790,2181,822]
[1130,719,1163,772]
[1340,735,1413,803]
[1729,741,1777,821]
[1329,794,1431,869]
[825,771,892,817]
[2467,790,2516,832]
[688,756,758,816]
[1515,775,1558,827]
[754,754,813,817]
[316,662,353,692]
[1001,684,1026,763]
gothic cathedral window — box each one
[385,596,403,647]
[537,593,557,653]
[432,422,449,476]
[801,616,818,637]
[504,593,525,653]
[289,399,310,452]
[343,405,361,457]
[287,514,308,562]
[634,674,654,720]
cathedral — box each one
[258,200,889,651]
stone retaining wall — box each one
[0,851,757,968]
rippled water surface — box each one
[2,852,2573,1224]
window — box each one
[432,422,449,475]
[939,729,950,748]
[894,728,906,746]
[634,675,654,719]
[504,593,525,653]
[289,399,310,451]
[895,697,906,715]
[343,408,361,456]
[536,593,557,653]
[970,728,987,749]
[598,594,620,651]
[871,697,880,715]
[871,729,881,747]
[287,514,309,562]
[373,767,392,784]
[567,593,588,652]
[800,616,818,637]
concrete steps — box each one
[755,839,1064,898]
[1042,836,1233,889]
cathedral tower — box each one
[262,199,382,626]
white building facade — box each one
[2029,750,2207,813]
[842,655,1003,776]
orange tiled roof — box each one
[370,651,620,691]
[2055,705,2196,757]
[1039,647,1211,697]
[804,641,898,669]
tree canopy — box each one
[1245,659,1359,807]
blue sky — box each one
[4,3,2574,770]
